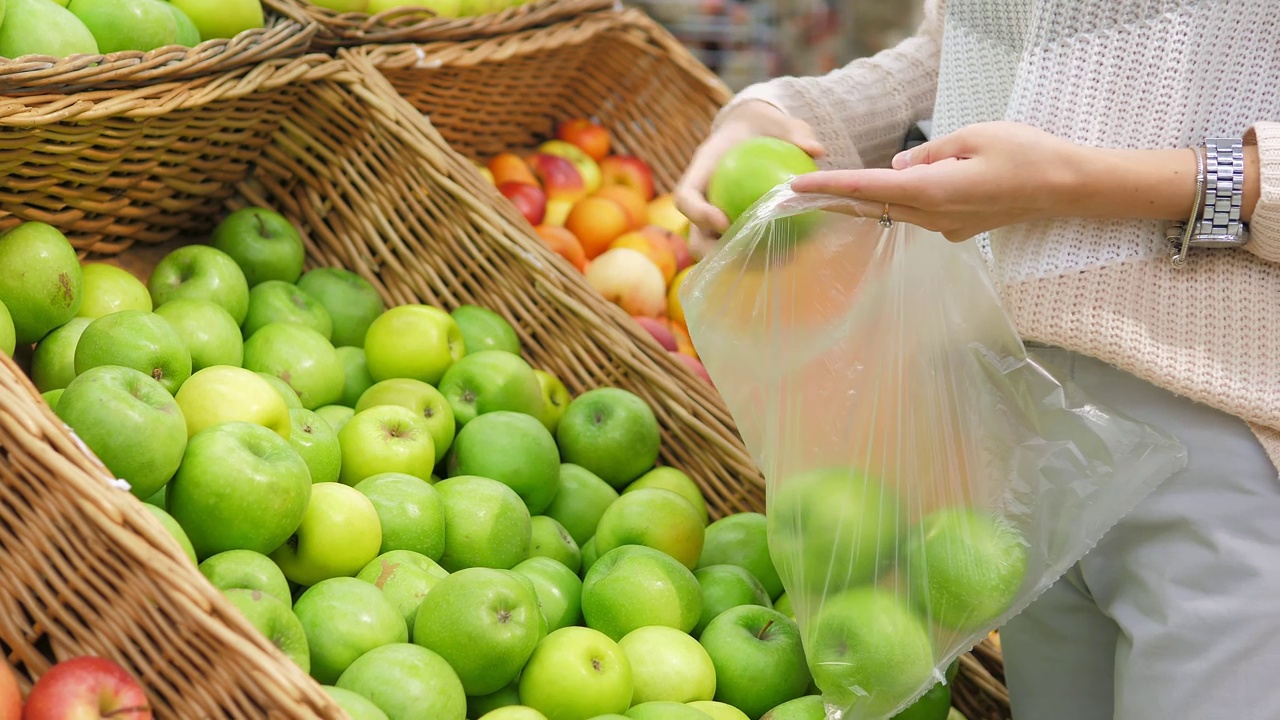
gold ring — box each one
[879,203,893,228]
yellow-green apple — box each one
[557,118,611,162]
[698,512,783,600]
[517,626,633,719]
[148,244,250,325]
[584,248,667,318]
[437,349,543,426]
[212,207,305,287]
[0,221,83,345]
[0,301,13,357]
[533,369,570,434]
[500,182,547,226]
[167,421,312,558]
[20,656,150,720]
[449,410,560,513]
[56,365,186,500]
[30,316,91,391]
[528,515,580,573]
[526,153,586,203]
[335,643,466,720]
[479,707,547,720]
[271,481,382,586]
[892,680,952,720]
[457,0,502,15]
[73,309,191,394]
[648,193,690,237]
[0,657,19,720]
[688,701,750,720]
[243,322,344,409]
[154,298,243,371]
[77,263,151,318]
[354,472,446,559]
[538,140,601,193]
[632,316,678,352]
[478,165,497,185]
[41,388,62,410]
[367,0,460,16]
[582,545,701,640]
[222,587,310,672]
[625,466,707,525]
[773,593,795,621]
[556,387,660,488]
[356,549,448,629]
[707,137,819,223]
[412,567,543,695]
[543,198,575,228]
[355,378,455,464]
[338,405,435,485]
[288,408,341,484]
[296,268,386,349]
[760,695,823,720]
[566,196,631,259]
[489,152,539,187]
[804,588,934,717]
[311,0,368,10]
[260,371,303,408]
[199,549,292,605]
[593,185,649,230]
[468,682,522,719]
[0,0,99,60]
[363,304,463,385]
[67,0,177,53]
[167,0,263,40]
[175,365,290,439]
[336,345,375,408]
[294,577,409,685]
[164,2,200,45]
[627,702,713,720]
[450,304,521,355]
[144,503,197,564]
[693,565,771,637]
[594,488,704,570]
[513,556,583,633]
[242,280,334,340]
[668,266,691,326]
[599,155,655,200]
[619,625,716,704]
[316,404,356,434]
[323,687,390,720]
[698,606,811,718]
[543,463,618,546]
[610,230,676,283]
[435,475,531,571]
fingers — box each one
[686,225,719,260]
[892,130,976,169]
[783,118,826,158]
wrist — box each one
[1066,146,1201,222]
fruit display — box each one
[6,654,152,719]
[307,0,536,17]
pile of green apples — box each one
[309,0,533,18]
[0,0,269,60]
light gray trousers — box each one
[1002,347,1280,720]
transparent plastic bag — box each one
[680,185,1188,719]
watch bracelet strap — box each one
[1199,138,1245,239]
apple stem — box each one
[103,706,151,718]
[757,620,775,640]
[256,214,271,238]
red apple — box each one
[527,153,586,202]
[498,182,547,226]
[0,660,20,720]
[23,656,151,720]
[647,225,694,271]
[600,155,656,200]
[558,118,611,161]
[634,316,677,352]
[674,353,712,385]
[584,248,667,318]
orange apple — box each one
[584,248,667,317]
[527,153,585,202]
[592,185,648,229]
[610,230,676,285]
[668,265,692,326]
[636,224,692,274]
[535,225,588,272]
[648,193,690,237]
[538,140,602,194]
[0,659,20,720]
[558,118,611,162]
[499,181,547,226]
[633,316,677,352]
[671,321,697,359]
[488,152,539,187]
[600,155,656,200]
[565,196,631,259]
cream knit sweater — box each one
[724,0,1280,468]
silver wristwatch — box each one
[1192,138,1249,248]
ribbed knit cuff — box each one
[1243,122,1280,261]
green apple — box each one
[582,545,701,640]
[367,0,459,17]
[296,267,385,349]
[693,565,771,637]
[468,682,522,719]
[450,410,559,513]
[322,686,389,720]
[222,587,310,672]
[556,388,660,488]
[435,475,531,571]
[335,643,466,720]
[163,1,200,45]
[310,0,368,11]
[41,388,63,410]
[316,404,355,433]
[357,549,448,630]
[338,405,436,486]
[479,708,546,720]
[167,0,263,40]
[707,137,819,224]
[580,536,600,576]
[243,322,344,409]
[413,567,543,695]
[259,371,303,409]
[619,625,716,704]
[355,378,455,464]
[67,0,177,53]
[805,588,934,717]
[336,346,375,408]
[73,309,191,394]
[175,365,291,439]
[542,463,618,546]
[153,298,243,371]
[625,466,708,526]
[0,221,83,345]
[148,244,250,325]
[288,408,341,484]
[528,516,580,573]
[760,696,823,720]
[905,507,1028,632]
[451,304,521,355]
[892,680,952,720]
[697,513,783,601]
[56,365,186,500]
[0,300,13,357]
[687,701,749,720]
[627,702,712,720]
[143,484,166,507]
[773,593,794,621]
[77,263,151,318]
[30,316,91,391]
[0,0,99,59]
[212,207,305,287]
[242,280,334,340]
[199,549,291,605]
[293,577,408,684]
[143,503,197,565]
[363,304,463,385]
[594,488,704,570]
[512,556,583,633]
[533,369,570,434]
[457,0,501,14]
[437,350,543,426]
[167,421,311,558]
[271,482,382,586]
[699,606,811,719]
[354,472,446,559]
[518,627,633,719]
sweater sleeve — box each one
[714,0,944,171]
[1244,122,1280,262]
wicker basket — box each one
[0,0,316,95]
[294,0,618,51]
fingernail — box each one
[891,152,910,169]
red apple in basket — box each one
[499,182,547,226]
[527,153,585,202]
[585,249,667,318]
[633,316,678,352]
[0,659,20,720]
[674,353,712,385]
[600,155,656,200]
[23,656,151,720]
[558,119,612,162]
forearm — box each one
[1068,145,1261,223]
